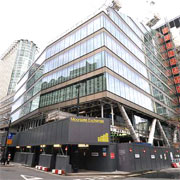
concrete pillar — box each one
[117,103,140,142]
[111,104,114,126]
[173,127,178,143]
[131,112,136,128]
[101,104,104,118]
[148,119,157,145]
[177,130,180,142]
[157,120,170,147]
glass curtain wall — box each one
[39,74,106,107]
[45,15,104,59]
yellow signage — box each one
[97,133,109,142]
[71,117,104,124]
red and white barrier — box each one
[171,162,180,168]
[35,165,42,170]
[35,165,49,171]
[42,167,50,171]
[52,169,66,175]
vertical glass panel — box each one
[94,52,102,69]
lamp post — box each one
[76,84,81,117]
[3,117,12,162]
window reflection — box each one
[39,74,106,108]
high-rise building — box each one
[1,2,180,172]
[0,39,38,99]
[156,16,180,115]
[0,94,14,130]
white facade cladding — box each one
[9,6,177,142]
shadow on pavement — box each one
[140,171,180,179]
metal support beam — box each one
[157,120,170,147]
[101,104,104,118]
[111,104,114,126]
[117,104,140,142]
[173,127,178,143]
[76,84,81,117]
[148,119,157,145]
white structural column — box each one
[101,103,104,118]
[111,104,114,126]
[177,130,180,142]
[173,127,178,143]
[157,120,170,147]
[117,103,140,142]
[148,119,157,145]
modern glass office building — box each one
[0,39,38,99]
[7,6,179,146]
[0,40,38,131]
[7,40,38,94]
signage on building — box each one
[6,133,14,145]
[110,152,115,159]
[71,117,104,124]
[7,139,12,145]
[103,152,107,157]
[91,152,99,157]
[8,133,13,139]
[102,147,107,152]
[135,154,140,159]
[97,133,109,142]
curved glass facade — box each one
[10,9,178,123]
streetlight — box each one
[76,84,81,117]
[3,117,12,163]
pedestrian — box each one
[1,153,6,165]
[7,153,11,164]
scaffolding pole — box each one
[101,103,104,118]
[157,120,170,147]
[117,104,140,142]
[111,104,114,126]
[148,119,157,145]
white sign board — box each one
[135,154,140,159]
[91,152,99,157]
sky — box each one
[0,0,180,57]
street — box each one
[1,163,180,180]
[0,163,123,180]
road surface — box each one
[1,163,180,180]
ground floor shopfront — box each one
[6,143,180,173]
[1,116,180,172]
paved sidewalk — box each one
[5,162,158,177]
[66,169,156,176]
